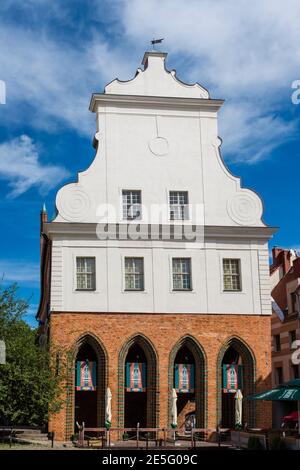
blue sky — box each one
[0,0,300,327]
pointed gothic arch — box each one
[168,335,207,429]
[118,333,158,430]
[65,332,108,439]
[216,336,256,427]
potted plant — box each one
[248,436,264,450]
[269,434,286,450]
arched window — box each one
[169,336,207,431]
[118,334,158,431]
[66,334,107,439]
[217,337,256,428]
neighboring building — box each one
[270,247,300,426]
[37,50,275,441]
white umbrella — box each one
[0,340,5,364]
[105,387,112,426]
[235,389,243,426]
[171,388,178,427]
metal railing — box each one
[77,423,219,449]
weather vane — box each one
[151,38,164,50]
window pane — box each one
[125,274,134,290]
[172,259,181,273]
[134,274,143,290]
[173,274,182,289]
[223,275,232,290]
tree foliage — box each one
[0,284,64,426]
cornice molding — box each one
[89,93,224,113]
[45,222,277,240]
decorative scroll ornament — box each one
[211,137,263,226]
[56,185,92,222]
[227,192,262,226]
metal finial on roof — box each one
[42,203,47,213]
[151,38,164,50]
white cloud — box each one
[1,0,300,163]
[0,260,39,285]
[219,102,297,163]
[119,0,300,93]
[111,0,300,163]
[0,25,135,136]
[0,134,70,197]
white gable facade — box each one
[48,51,273,316]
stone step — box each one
[15,429,44,435]
[18,433,49,441]
[15,438,52,447]
[1,427,45,435]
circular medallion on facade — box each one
[227,192,262,225]
[148,137,169,156]
[56,185,92,222]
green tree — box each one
[0,283,64,427]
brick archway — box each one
[168,335,207,429]
[118,333,159,430]
[216,336,256,427]
[66,332,108,440]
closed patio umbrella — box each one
[171,388,178,427]
[105,387,112,428]
[235,389,243,427]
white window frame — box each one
[169,191,189,221]
[75,257,96,291]
[124,257,144,291]
[172,257,192,291]
[222,258,242,292]
[122,190,142,220]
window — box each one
[289,330,297,348]
[172,258,192,290]
[122,190,142,220]
[291,364,299,379]
[76,257,96,290]
[275,366,283,385]
[274,334,281,352]
[223,259,241,291]
[125,257,144,291]
[291,292,298,313]
[169,191,189,220]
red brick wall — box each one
[48,312,272,440]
